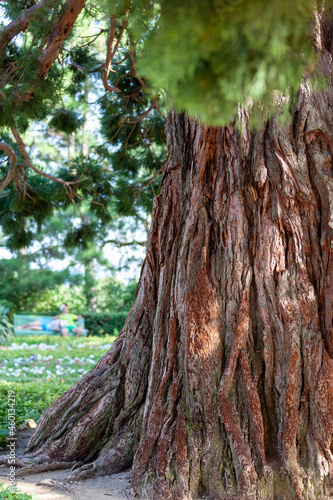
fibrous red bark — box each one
[22,13,333,491]
[26,85,333,498]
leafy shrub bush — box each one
[0,306,14,345]
[82,311,128,336]
[0,484,37,499]
[0,381,73,447]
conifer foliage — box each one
[0,0,317,237]
[0,0,167,250]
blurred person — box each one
[54,304,84,337]
[17,317,68,332]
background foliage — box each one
[0,305,13,345]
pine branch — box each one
[10,126,77,186]
[0,90,81,199]
[37,0,87,79]
[6,0,88,103]
[10,126,83,207]
[102,16,121,93]
[102,1,131,94]
[69,59,88,73]
[0,0,54,54]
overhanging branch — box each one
[0,0,54,54]
[102,2,130,95]
[7,0,88,104]
[37,0,87,81]
[11,126,81,204]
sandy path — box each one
[0,430,131,500]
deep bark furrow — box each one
[239,351,267,470]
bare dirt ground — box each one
[0,429,132,499]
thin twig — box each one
[129,38,147,89]
[103,15,121,93]
[102,239,147,248]
[81,28,107,47]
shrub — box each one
[0,306,14,345]
[82,311,128,336]
[0,484,38,499]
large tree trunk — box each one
[26,84,333,499]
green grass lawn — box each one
[0,334,116,445]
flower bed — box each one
[0,335,115,444]
[0,342,113,383]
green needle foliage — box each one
[0,0,328,250]
[0,1,166,250]
[49,108,84,134]
[137,0,315,125]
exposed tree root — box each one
[16,461,77,477]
